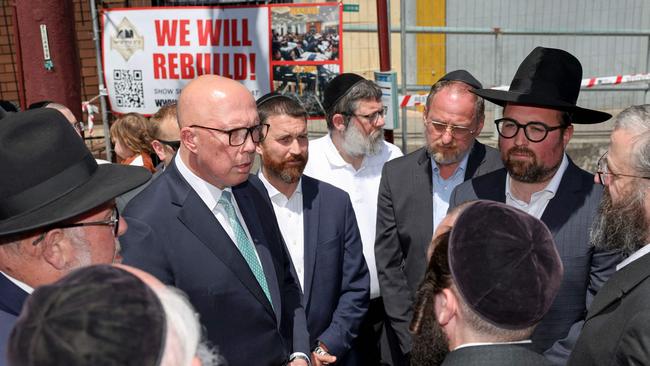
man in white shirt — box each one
[252,93,370,366]
[303,73,402,365]
[410,201,563,366]
[449,47,621,365]
[569,105,650,365]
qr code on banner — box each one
[114,69,144,108]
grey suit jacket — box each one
[442,344,551,366]
[449,160,621,365]
[375,141,502,356]
[569,252,650,366]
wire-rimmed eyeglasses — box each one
[189,123,270,147]
[596,151,650,185]
[344,106,388,125]
[495,117,565,143]
[425,119,476,138]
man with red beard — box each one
[304,73,403,365]
[375,70,502,365]
[252,93,370,366]
[449,47,621,365]
[568,105,650,365]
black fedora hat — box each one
[473,47,611,124]
[0,109,150,237]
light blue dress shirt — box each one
[431,152,470,232]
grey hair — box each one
[326,79,382,131]
[612,104,650,177]
[156,286,224,366]
[425,80,484,125]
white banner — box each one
[102,7,270,115]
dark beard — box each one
[265,154,307,184]
[591,188,648,257]
[410,311,450,366]
[503,147,560,183]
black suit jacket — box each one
[449,160,621,365]
[121,161,309,366]
[569,252,650,366]
[442,344,551,366]
[251,174,370,363]
[0,275,24,366]
[375,141,503,356]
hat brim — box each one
[472,89,612,124]
[0,164,150,236]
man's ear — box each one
[40,229,73,270]
[180,127,198,153]
[151,140,167,162]
[434,288,459,326]
[562,124,574,148]
[331,114,347,132]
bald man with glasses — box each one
[449,47,621,365]
[120,75,310,366]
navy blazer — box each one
[121,161,309,366]
[450,160,621,365]
[250,174,370,362]
[0,275,23,366]
[375,141,503,356]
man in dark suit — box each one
[121,75,310,366]
[568,105,650,365]
[251,93,370,366]
[449,47,621,365]
[410,201,562,366]
[0,109,150,366]
[375,70,502,363]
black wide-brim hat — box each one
[472,47,611,124]
[0,109,150,237]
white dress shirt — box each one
[303,134,403,298]
[616,244,650,271]
[258,171,306,290]
[174,154,261,265]
[454,339,532,351]
[506,154,569,219]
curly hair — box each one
[110,113,154,155]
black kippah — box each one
[322,73,366,112]
[448,200,563,329]
[439,70,482,89]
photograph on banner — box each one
[270,3,343,117]
[102,6,270,115]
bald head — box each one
[178,75,256,129]
[177,75,260,189]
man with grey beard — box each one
[304,73,402,365]
[449,47,621,365]
[251,93,370,366]
[375,70,502,365]
[568,105,650,365]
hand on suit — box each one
[311,342,337,366]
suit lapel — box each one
[415,149,434,234]
[586,252,650,320]
[539,160,585,235]
[301,177,318,305]
[473,169,507,202]
[464,141,486,180]
[0,274,28,316]
[170,166,276,320]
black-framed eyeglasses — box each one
[425,119,476,138]
[495,117,565,143]
[73,121,85,133]
[158,139,180,151]
[189,123,270,146]
[34,207,120,245]
[596,151,650,185]
[343,106,388,125]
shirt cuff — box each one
[289,352,311,366]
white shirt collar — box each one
[1,271,34,294]
[175,153,229,211]
[616,244,650,271]
[506,153,569,200]
[258,170,302,200]
[453,339,532,351]
[321,133,388,170]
